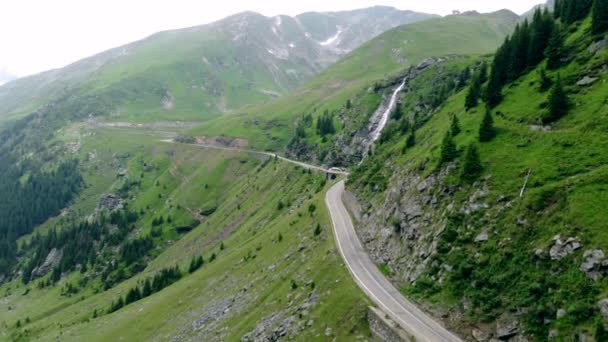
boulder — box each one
[475,232,489,243]
[549,235,581,260]
[580,249,606,280]
[556,308,566,319]
[598,298,608,320]
[549,330,559,339]
[589,35,608,54]
[496,320,519,340]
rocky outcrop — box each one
[549,235,581,260]
[589,35,608,54]
[576,76,598,87]
[580,249,607,280]
[496,320,519,340]
[241,291,318,341]
[98,193,123,211]
[31,248,62,279]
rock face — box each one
[31,248,62,279]
[549,235,581,260]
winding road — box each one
[326,181,462,341]
[164,139,460,340]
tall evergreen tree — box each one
[478,61,488,84]
[538,67,553,92]
[479,109,497,142]
[543,76,570,123]
[465,76,481,110]
[439,131,458,165]
[456,67,471,90]
[450,114,461,136]
[592,0,608,34]
[528,9,555,67]
[545,24,566,70]
[461,144,483,182]
[484,71,503,108]
[406,129,416,148]
[509,21,532,80]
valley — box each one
[2,0,608,341]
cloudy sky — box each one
[0,0,543,78]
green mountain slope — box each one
[0,7,433,127]
[344,7,608,340]
[1,126,369,341]
[190,10,519,151]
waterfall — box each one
[361,77,407,160]
[369,78,407,143]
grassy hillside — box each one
[1,126,369,341]
[0,7,433,128]
[190,10,519,151]
[347,12,608,340]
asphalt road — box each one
[326,180,463,342]
[166,139,460,340]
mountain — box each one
[190,10,519,151]
[10,2,608,341]
[0,6,434,126]
[0,7,516,341]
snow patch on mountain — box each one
[319,27,344,46]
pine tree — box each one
[461,145,483,182]
[528,9,554,67]
[456,67,471,90]
[465,76,481,110]
[545,24,565,70]
[509,21,532,80]
[484,72,503,108]
[478,61,488,84]
[439,131,458,165]
[450,115,461,136]
[479,109,497,142]
[538,67,553,92]
[592,0,608,34]
[142,280,152,297]
[543,76,569,123]
[406,129,416,148]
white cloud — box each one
[0,0,543,77]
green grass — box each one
[2,127,370,341]
[348,16,608,339]
[189,11,518,151]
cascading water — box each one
[361,77,407,159]
[369,78,407,142]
